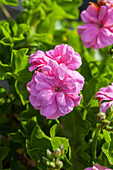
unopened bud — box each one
[97,112,106,121]
[101,120,110,126]
[105,125,113,132]
[49,162,56,168]
[60,144,64,155]
[56,160,63,169]
[46,161,50,166]
[47,149,53,160]
[54,148,61,158]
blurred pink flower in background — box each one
[84,163,112,170]
[96,83,113,113]
[103,0,113,4]
[27,60,84,119]
[29,44,82,71]
[77,3,113,50]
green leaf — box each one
[8,20,18,37]
[18,106,38,121]
[11,48,29,74]
[29,33,53,45]
[82,78,97,105]
[51,137,69,153]
[17,24,30,35]
[0,146,10,162]
[62,155,72,169]
[27,148,42,161]
[102,134,113,165]
[21,116,37,135]
[31,124,52,152]
[50,124,58,138]
[62,110,91,170]
[103,129,111,143]
[52,1,75,20]
[0,146,10,170]
[10,160,26,170]
[8,129,26,143]
[1,0,18,6]
[80,56,92,82]
[0,37,12,46]
[0,61,11,79]
[15,80,29,105]
[102,142,113,165]
[1,22,11,37]
[95,77,110,92]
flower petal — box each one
[29,95,40,107]
[37,89,55,106]
[58,95,74,114]
[41,100,57,117]
[56,92,66,106]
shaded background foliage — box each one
[0,0,113,170]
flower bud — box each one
[47,149,53,160]
[49,162,56,168]
[105,125,113,132]
[60,144,64,155]
[97,112,106,121]
[101,120,110,126]
[53,148,61,158]
[56,160,63,169]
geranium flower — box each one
[27,60,84,119]
[96,83,113,113]
[103,0,113,4]
[29,44,82,71]
[77,3,113,50]
[84,163,112,170]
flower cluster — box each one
[27,44,84,119]
[78,1,113,50]
[85,164,112,170]
[96,83,113,113]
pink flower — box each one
[77,4,113,50]
[84,164,112,170]
[103,0,113,4]
[29,50,48,71]
[96,83,113,113]
[27,60,84,119]
[29,44,82,71]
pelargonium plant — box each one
[1,0,113,170]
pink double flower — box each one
[78,2,113,50]
[85,163,112,170]
[96,83,113,113]
[27,44,84,119]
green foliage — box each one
[0,0,18,6]
[0,146,10,170]
[0,0,113,169]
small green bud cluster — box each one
[97,106,113,131]
[43,145,64,170]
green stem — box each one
[56,119,60,124]
[0,3,11,19]
[92,124,102,160]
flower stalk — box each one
[92,124,102,160]
[0,3,11,19]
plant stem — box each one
[56,119,60,124]
[0,3,11,19]
[92,124,102,160]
